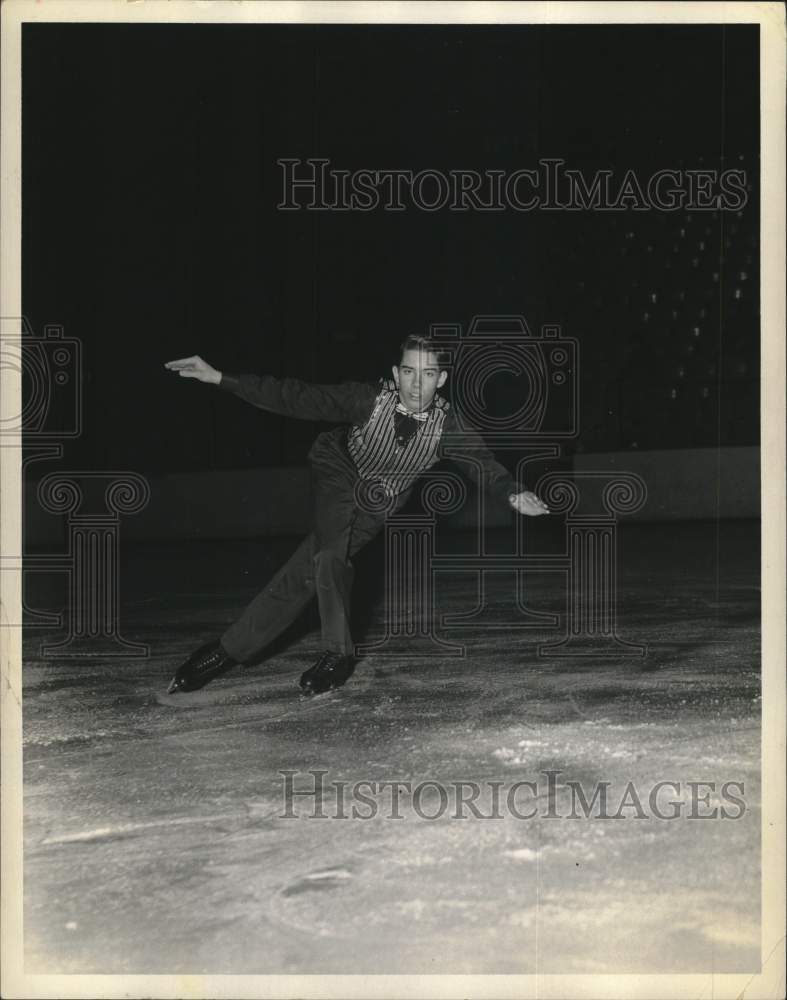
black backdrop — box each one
[22,23,759,475]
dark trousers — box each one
[220,435,391,663]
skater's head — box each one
[393,335,449,413]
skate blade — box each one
[299,685,342,700]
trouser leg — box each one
[313,489,385,657]
[220,534,318,663]
[220,465,389,664]
[314,545,355,655]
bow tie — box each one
[394,401,429,447]
[395,401,429,421]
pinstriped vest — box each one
[346,379,449,497]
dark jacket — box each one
[218,373,523,509]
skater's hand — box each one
[509,491,550,516]
[164,355,222,384]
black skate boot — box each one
[299,651,355,696]
[167,640,238,694]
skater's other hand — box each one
[509,491,550,516]
[164,356,222,384]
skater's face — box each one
[393,349,447,412]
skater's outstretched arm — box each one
[439,411,550,517]
[164,356,377,424]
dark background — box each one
[22,23,759,476]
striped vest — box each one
[346,379,449,496]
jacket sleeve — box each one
[438,408,527,507]
[217,373,377,424]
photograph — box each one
[1,1,784,998]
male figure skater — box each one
[164,335,549,696]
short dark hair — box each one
[397,334,451,369]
